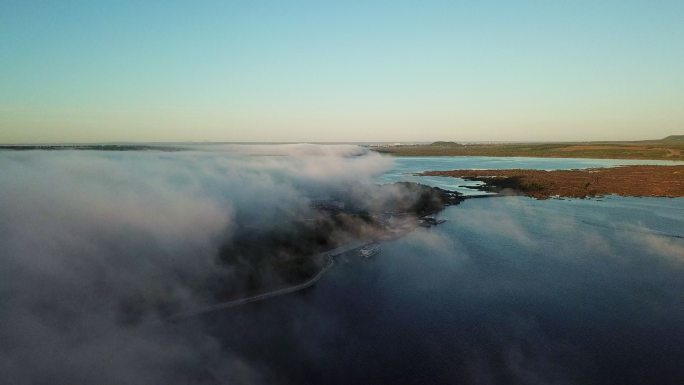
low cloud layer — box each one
[0,146,396,384]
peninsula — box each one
[420,165,684,199]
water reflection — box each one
[208,196,684,385]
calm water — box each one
[204,157,684,385]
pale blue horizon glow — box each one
[1,1,683,143]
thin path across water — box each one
[167,240,373,320]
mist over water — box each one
[0,145,392,384]
[205,196,684,385]
[1,146,683,384]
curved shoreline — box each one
[420,165,684,199]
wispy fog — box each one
[0,145,397,384]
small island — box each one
[420,165,684,199]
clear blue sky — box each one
[1,1,683,143]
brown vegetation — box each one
[420,166,684,199]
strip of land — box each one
[167,239,380,320]
[420,165,684,199]
[0,144,184,151]
[374,136,684,160]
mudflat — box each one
[421,165,684,199]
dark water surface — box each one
[204,196,684,385]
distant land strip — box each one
[420,165,684,199]
[374,136,684,160]
[0,144,185,151]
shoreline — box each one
[382,152,684,163]
[420,165,684,199]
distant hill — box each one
[375,137,684,160]
[428,141,463,147]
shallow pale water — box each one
[376,155,684,195]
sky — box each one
[1,0,683,143]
